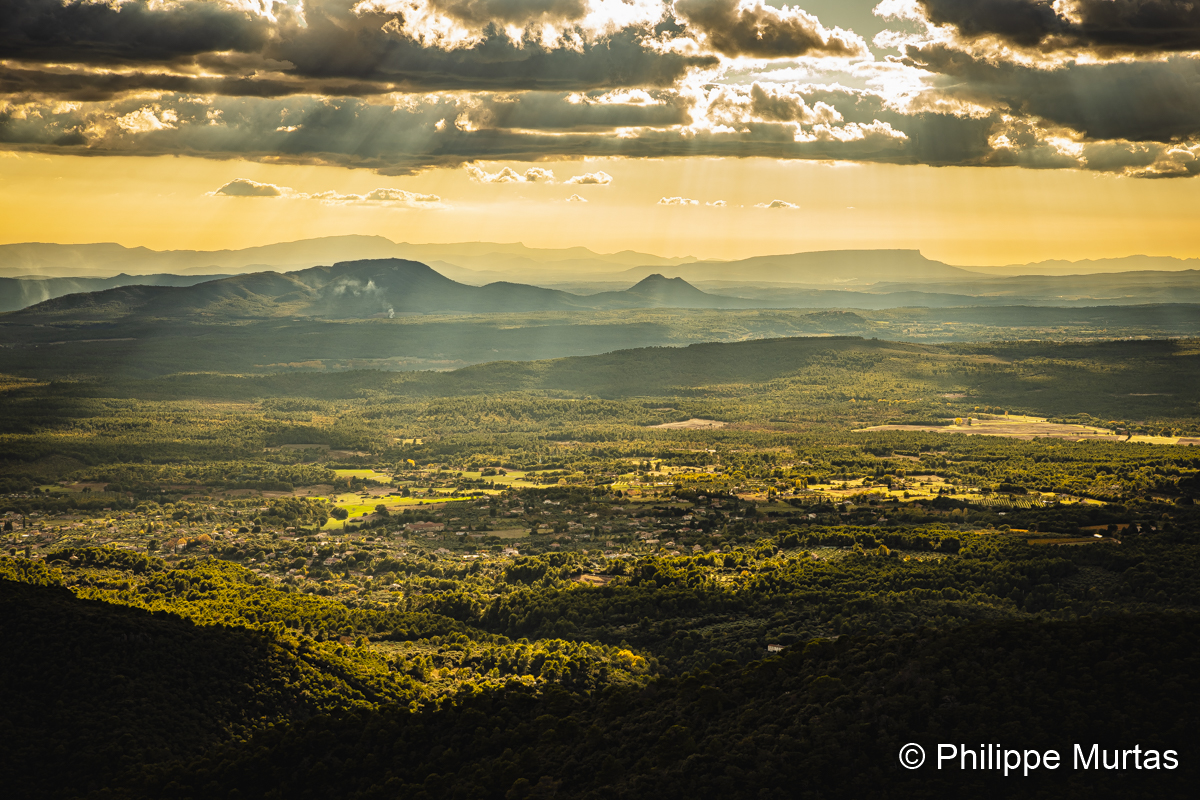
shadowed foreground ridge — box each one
[2,561,1197,799]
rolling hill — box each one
[580,274,757,309]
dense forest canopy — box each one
[2,334,1197,798]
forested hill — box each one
[140,613,1199,800]
[435,335,926,396]
[102,335,1200,419]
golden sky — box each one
[2,151,1198,265]
[4,0,1200,265]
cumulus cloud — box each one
[706,199,727,206]
[565,193,589,202]
[658,196,699,205]
[674,0,869,59]
[116,106,178,134]
[466,164,555,182]
[213,178,285,197]
[756,199,798,208]
[565,170,613,185]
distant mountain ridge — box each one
[0,236,695,279]
[4,238,1200,315]
[6,236,1195,286]
[977,255,1200,276]
[0,273,232,314]
[617,249,985,285]
[3,259,755,322]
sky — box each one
[2,0,1200,265]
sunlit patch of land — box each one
[859,415,1200,445]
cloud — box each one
[213,178,285,197]
[909,0,1200,54]
[674,0,869,59]
[705,199,726,206]
[210,179,442,205]
[0,90,980,175]
[565,170,613,185]
[565,193,589,202]
[658,196,698,205]
[467,164,555,183]
[755,199,797,208]
[4,0,1200,184]
[457,91,692,132]
[308,188,444,206]
[0,0,275,67]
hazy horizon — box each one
[3,234,1200,274]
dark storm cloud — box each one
[915,0,1200,53]
[673,0,867,58]
[0,0,274,65]
[0,0,717,97]
[269,17,716,92]
[904,43,1200,143]
[0,63,359,103]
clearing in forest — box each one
[650,418,728,429]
